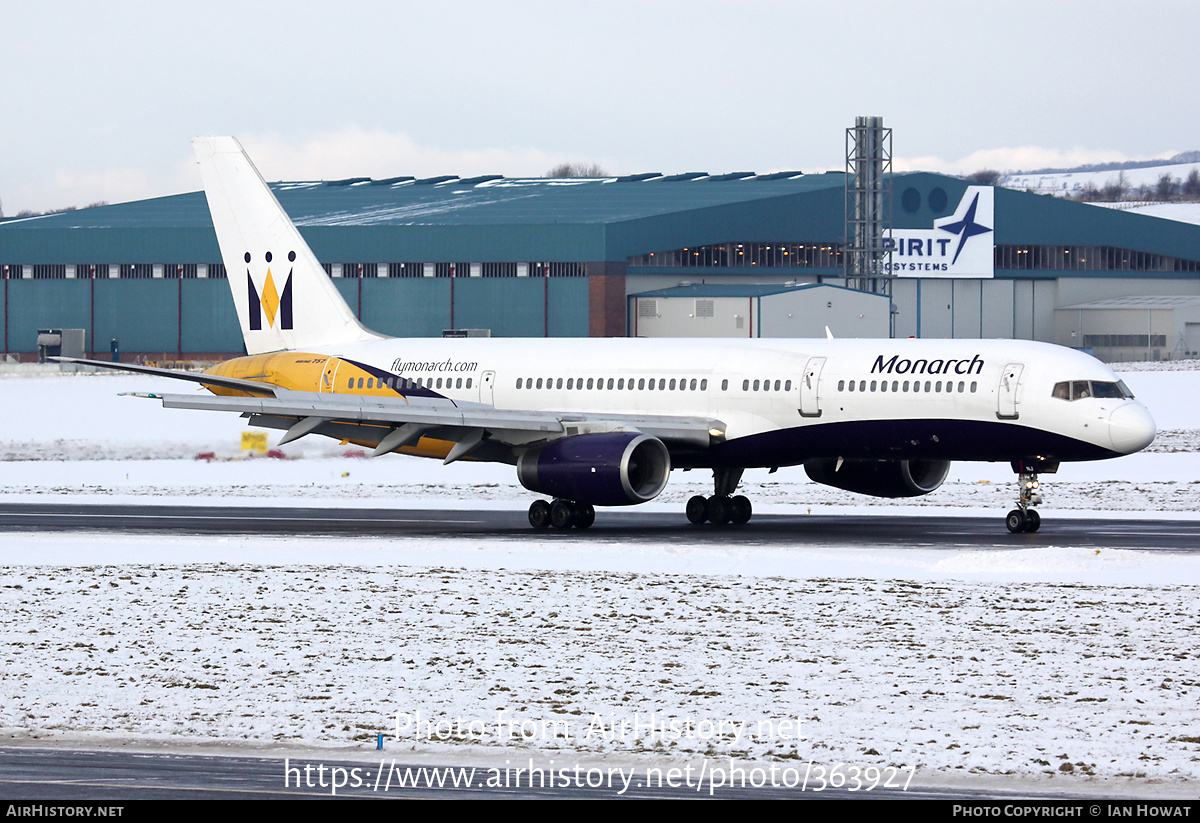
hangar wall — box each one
[0,276,589,357]
[4,169,1200,361]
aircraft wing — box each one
[133,388,721,460]
[55,357,720,458]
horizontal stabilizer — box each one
[51,357,277,396]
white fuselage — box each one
[325,335,1155,469]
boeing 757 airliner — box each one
[61,137,1157,533]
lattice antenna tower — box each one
[844,116,893,300]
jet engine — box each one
[517,432,671,506]
[804,458,950,498]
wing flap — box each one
[135,388,720,448]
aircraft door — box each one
[320,357,340,394]
[997,363,1024,419]
[799,356,826,418]
[481,370,496,405]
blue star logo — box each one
[938,193,992,265]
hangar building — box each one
[2,168,1199,361]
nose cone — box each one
[1109,403,1156,454]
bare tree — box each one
[544,162,607,178]
[1153,173,1176,201]
[1184,169,1200,199]
[965,169,1002,186]
[1100,171,1129,201]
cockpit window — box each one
[1091,381,1126,399]
[1052,380,1134,401]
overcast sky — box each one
[4,0,1197,214]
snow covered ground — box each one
[1003,161,1200,202]
[0,367,1197,791]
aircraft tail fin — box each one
[193,136,383,355]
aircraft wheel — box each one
[730,495,752,525]
[1025,509,1041,532]
[550,499,576,529]
[686,495,709,524]
[575,503,595,529]
[708,495,732,525]
[528,499,552,529]
[1005,509,1027,533]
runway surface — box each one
[0,502,1198,551]
[0,746,1110,800]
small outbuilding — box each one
[1056,294,1200,361]
[629,283,891,339]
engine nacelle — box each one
[804,458,951,498]
[517,432,671,506]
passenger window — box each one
[848,381,856,392]
[638,378,645,390]
[517,378,523,389]
[701,379,708,390]
[742,379,749,391]
[690,379,697,390]
[753,379,760,391]
[838,380,845,391]
[608,378,614,390]
[870,380,877,391]
[721,379,728,391]
[859,380,866,392]
[618,378,625,390]
[785,380,792,392]
[347,378,354,389]
[357,377,364,389]
[970,381,977,392]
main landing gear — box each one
[1005,462,1044,534]
[528,499,595,530]
[686,467,753,526]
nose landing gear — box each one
[1006,460,1055,533]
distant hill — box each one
[999,155,1200,200]
[1008,151,1200,177]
